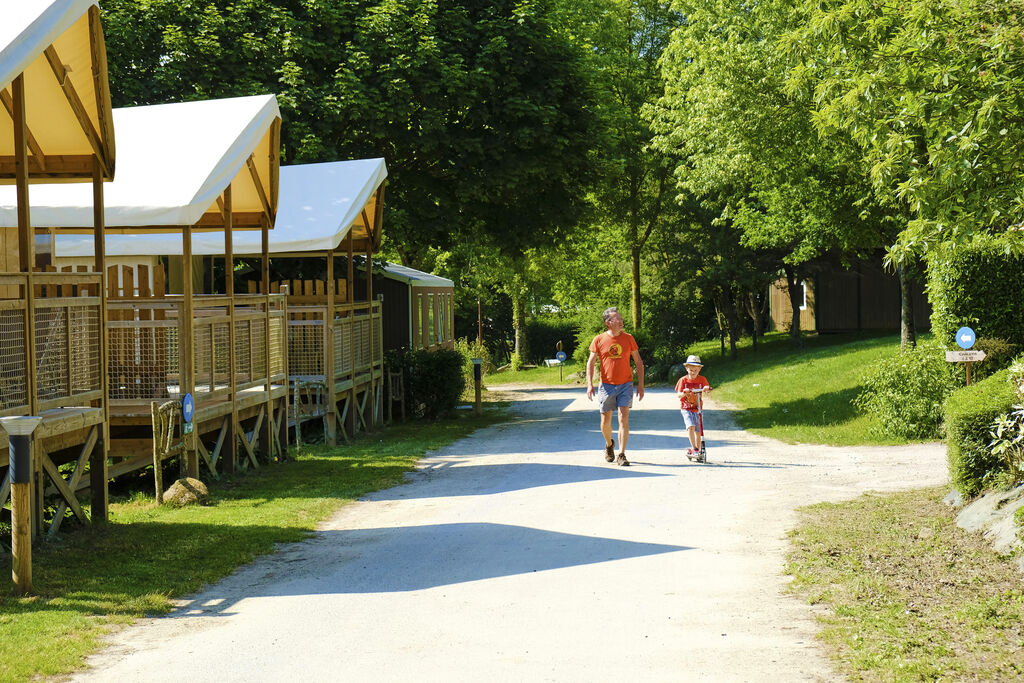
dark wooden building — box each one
[360,263,454,352]
[770,258,931,333]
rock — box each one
[942,489,964,507]
[917,527,934,540]
[163,477,210,507]
[955,483,1024,557]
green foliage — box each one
[454,337,495,376]
[972,337,1019,381]
[927,237,1024,348]
[100,0,600,262]
[944,370,1017,497]
[390,348,467,420]
[573,319,605,365]
[853,340,959,440]
[524,317,578,364]
[988,404,1024,486]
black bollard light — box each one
[472,358,482,415]
[1,416,42,596]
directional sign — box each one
[182,392,195,424]
[946,350,987,362]
[555,351,567,362]
[955,326,976,349]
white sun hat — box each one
[685,355,703,366]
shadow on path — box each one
[376,463,667,500]
[168,523,692,616]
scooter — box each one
[684,387,707,464]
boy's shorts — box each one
[680,408,699,428]
[597,382,634,412]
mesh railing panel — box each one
[374,315,383,363]
[0,309,28,409]
[67,303,101,394]
[333,317,350,376]
[234,318,253,383]
[251,317,267,378]
[193,323,213,396]
[270,316,285,376]
[355,317,370,369]
[288,319,324,377]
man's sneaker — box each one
[605,440,615,462]
[615,453,630,467]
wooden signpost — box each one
[946,327,985,385]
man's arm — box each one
[631,349,645,400]
[586,351,598,400]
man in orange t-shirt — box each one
[586,307,645,466]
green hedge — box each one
[928,236,1024,347]
[388,348,466,420]
[524,318,578,364]
[943,369,1017,498]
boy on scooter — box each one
[675,355,711,457]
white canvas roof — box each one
[54,158,387,256]
[383,262,453,289]
[1,0,115,181]
[0,94,280,230]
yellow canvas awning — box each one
[0,0,115,182]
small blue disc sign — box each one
[955,327,976,350]
[182,392,195,424]
[555,351,567,362]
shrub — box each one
[854,340,961,439]
[988,404,1024,486]
[389,348,466,420]
[944,369,1017,497]
[971,337,1018,382]
[524,317,578,364]
[454,337,495,376]
[928,235,1024,347]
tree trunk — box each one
[718,289,741,359]
[631,246,642,330]
[783,265,803,347]
[898,265,916,350]
[747,290,764,350]
[512,294,527,368]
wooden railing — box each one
[0,272,103,416]
[287,300,383,384]
[106,293,287,406]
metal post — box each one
[472,358,482,416]
[3,416,42,596]
[477,297,482,346]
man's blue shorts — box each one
[597,382,634,413]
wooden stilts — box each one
[223,187,237,475]
[325,250,337,445]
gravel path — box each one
[71,386,948,682]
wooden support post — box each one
[324,250,337,446]
[13,75,37,418]
[346,236,357,437]
[182,225,198,477]
[365,247,375,430]
[223,187,237,474]
[91,157,109,522]
[278,284,290,457]
[260,219,273,459]
[4,417,42,596]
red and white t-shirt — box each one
[675,375,710,411]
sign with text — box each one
[946,350,986,362]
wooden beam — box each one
[0,89,46,172]
[372,182,387,249]
[0,155,96,179]
[87,6,114,177]
[43,45,110,177]
[92,156,109,523]
[246,155,273,222]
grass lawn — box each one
[788,487,1024,681]
[690,332,914,445]
[0,404,508,683]
[484,360,585,387]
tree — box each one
[581,0,681,330]
[785,0,1024,258]
[648,0,885,345]
[101,0,600,263]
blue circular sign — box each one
[555,351,567,362]
[182,393,195,423]
[955,327,976,350]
